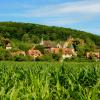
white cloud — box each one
[0,0,100,26]
[1,0,100,18]
[24,0,100,17]
[38,17,83,26]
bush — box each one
[64,56,90,62]
[17,42,33,51]
[13,55,31,61]
[36,53,61,61]
[0,48,12,60]
[35,45,45,54]
[37,53,53,61]
[52,53,61,61]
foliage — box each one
[37,53,61,61]
[0,48,11,60]
[0,22,99,46]
[0,62,100,100]
[13,55,31,61]
[0,22,100,60]
[75,45,86,57]
[38,53,53,61]
[17,42,33,51]
[52,53,61,61]
[0,38,10,48]
[30,35,40,43]
[35,45,45,54]
[22,33,30,43]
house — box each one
[63,36,74,48]
[11,50,26,56]
[63,48,77,56]
[61,48,77,61]
[39,36,77,59]
[40,38,54,53]
[27,48,42,60]
[63,41,69,48]
[40,40,52,48]
[51,48,61,54]
[6,43,12,50]
[86,52,100,59]
[56,43,62,48]
[51,47,77,60]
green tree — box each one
[35,45,45,54]
[18,43,33,51]
[52,53,61,61]
[31,35,39,43]
[38,53,53,61]
[0,47,11,60]
[1,38,10,48]
[76,45,85,57]
[22,33,30,43]
[85,37,95,51]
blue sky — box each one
[0,0,100,35]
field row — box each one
[0,61,100,100]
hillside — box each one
[0,22,100,46]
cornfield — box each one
[0,61,100,100]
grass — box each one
[0,61,100,100]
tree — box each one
[22,33,30,43]
[0,47,11,60]
[38,53,53,61]
[1,38,10,48]
[85,37,95,51]
[76,45,85,57]
[31,35,39,44]
[18,43,33,51]
[52,53,61,61]
[35,45,45,54]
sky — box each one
[0,0,100,35]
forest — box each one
[0,22,100,46]
[0,22,100,61]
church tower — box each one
[63,35,74,48]
[40,37,44,45]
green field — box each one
[0,61,100,100]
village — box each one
[3,36,100,61]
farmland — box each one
[0,61,100,100]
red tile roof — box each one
[27,48,42,57]
[62,48,73,54]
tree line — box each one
[0,22,100,46]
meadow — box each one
[0,61,100,100]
